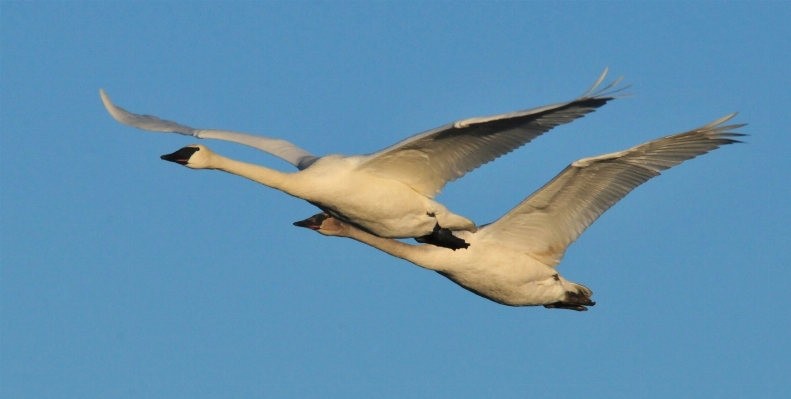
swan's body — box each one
[101,70,625,247]
[295,115,745,309]
[169,148,472,237]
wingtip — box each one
[703,113,739,129]
[99,88,114,111]
[695,113,747,144]
[99,88,140,127]
[722,111,738,121]
[597,67,609,87]
[581,68,609,97]
[580,68,631,99]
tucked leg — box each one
[415,223,470,250]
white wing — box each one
[356,69,627,198]
[99,89,319,170]
[476,114,745,267]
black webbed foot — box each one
[415,223,470,250]
[542,303,592,311]
[543,291,596,311]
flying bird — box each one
[294,115,744,310]
[101,70,624,249]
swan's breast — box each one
[434,242,561,305]
[295,155,437,237]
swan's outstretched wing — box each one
[476,114,745,267]
[356,69,627,198]
[99,89,319,170]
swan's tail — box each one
[543,282,595,311]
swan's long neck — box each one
[207,154,302,197]
[343,226,439,270]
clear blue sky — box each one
[2,2,789,398]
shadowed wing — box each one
[356,69,627,198]
[476,114,745,267]
[100,89,319,170]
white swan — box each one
[101,70,625,249]
[294,115,745,309]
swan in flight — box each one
[101,70,624,249]
[294,115,744,309]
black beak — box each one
[161,146,200,165]
[293,213,330,230]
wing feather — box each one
[476,114,745,266]
[99,89,319,170]
[356,69,626,197]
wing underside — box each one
[100,89,318,170]
[356,70,627,197]
[476,114,745,266]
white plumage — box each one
[101,70,624,248]
[295,115,744,309]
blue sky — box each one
[2,2,789,398]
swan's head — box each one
[293,213,347,236]
[160,144,213,169]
